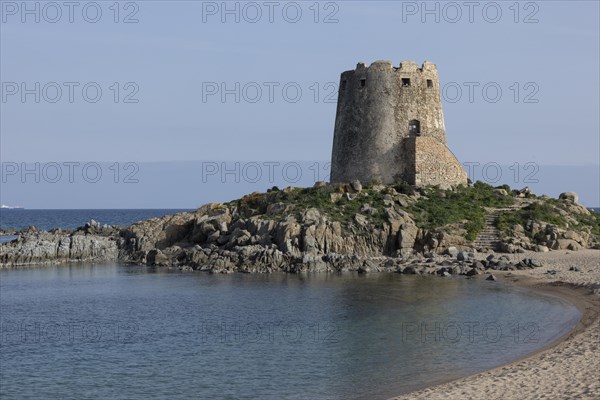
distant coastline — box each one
[0,205,24,210]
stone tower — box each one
[330,60,467,187]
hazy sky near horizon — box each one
[1,0,599,207]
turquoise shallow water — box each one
[0,265,580,400]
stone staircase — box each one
[473,201,533,251]
[473,211,502,251]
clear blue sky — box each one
[1,1,599,207]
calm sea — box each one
[0,265,580,400]
[0,209,193,231]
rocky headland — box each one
[1,182,598,274]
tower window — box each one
[402,78,411,87]
[427,79,433,88]
[360,79,366,87]
[409,120,421,135]
[341,80,347,90]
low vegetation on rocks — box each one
[495,195,600,252]
[407,181,515,241]
[1,182,598,271]
[227,183,389,228]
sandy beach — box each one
[390,249,600,400]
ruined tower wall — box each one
[412,137,468,186]
[330,60,466,186]
[331,61,398,184]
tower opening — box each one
[402,78,411,87]
[409,120,421,135]
[427,79,433,88]
[360,79,366,87]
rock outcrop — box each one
[0,230,118,266]
[495,192,599,253]
[1,185,598,271]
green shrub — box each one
[408,181,514,240]
[495,211,523,234]
[574,209,600,238]
[393,179,416,196]
[495,201,600,242]
[496,184,511,193]
[227,181,530,241]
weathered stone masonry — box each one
[330,60,467,187]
